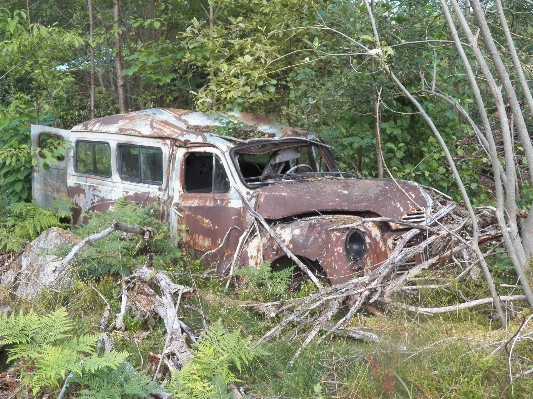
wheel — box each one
[271,256,328,291]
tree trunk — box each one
[374,92,383,178]
[88,0,95,119]
[113,0,126,113]
[443,0,533,307]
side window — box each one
[119,144,163,184]
[75,141,112,177]
[184,153,230,193]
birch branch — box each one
[396,295,527,315]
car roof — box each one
[71,108,315,146]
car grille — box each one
[401,209,426,224]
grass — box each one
[2,221,533,398]
[3,274,533,398]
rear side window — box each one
[119,144,163,184]
[75,141,112,177]
[184,153,230,193]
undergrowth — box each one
[0,199,71,252]
[3,201,533,398]
[169,319,268,399]
[235,261,294,301]
[72,197,183,277]
[0,308,159,398]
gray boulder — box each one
[1,227,80,298]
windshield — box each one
[231,139,347,187]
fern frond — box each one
[209,375,235,399]
[0,201,70,252]
[61,334,99,355]
[77,384,123,399]
[169,319,268,399]
[0,307,152,398]
[82,351,129,374]
[0,229,26,253]
[25,345,79,394]
[37,345,79,378]
[200,319,268,372]
[72,361,160,399]
[0,309,40,346]
[10,202,63,241]
[34,308,73,345]
[7,343,43,363]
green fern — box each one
[169,319,268,399]
[0,199,72,252]
[0,307,155,397]
[235,261,294,301]
[73,361,161,399]
[0,308,72,349]
[73,196,183,277]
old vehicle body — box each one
[31,108,433,284]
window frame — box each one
[74,140,112,178]
[183,152,230,194]
[118,144,163,185]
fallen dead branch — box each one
[236,189,324,289]
[395,295,528,315]
[126,265,196,372]
[54,221,197,375]
[53,220,153,284]
[289,312,381,343]
[253,195,514,363]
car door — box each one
[173,149,246,273]
[31,125,71,210]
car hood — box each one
[254,178,432,221]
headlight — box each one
[345,229,366,262]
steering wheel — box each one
[285,164,313,174]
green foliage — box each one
[169,319,268,399]
[235,261,294,301]
[0,101,70,203]
[73,197,183,277]
[72,361,161,399]
[0,199,71,252]
[325,96,490,202]
[0,308,138,396]
[214,117,247,137]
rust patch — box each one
[240,216,393,284]
[256,179,429,221]
[33,108,434,286]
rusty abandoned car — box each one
[31,108,434,284]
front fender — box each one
[240,216,393,284]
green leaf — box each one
[360,34,375,42]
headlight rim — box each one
[345,228,366,263]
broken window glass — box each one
[184,153,230,193]
[233,141,340,186]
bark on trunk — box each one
[113,0,126,113]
